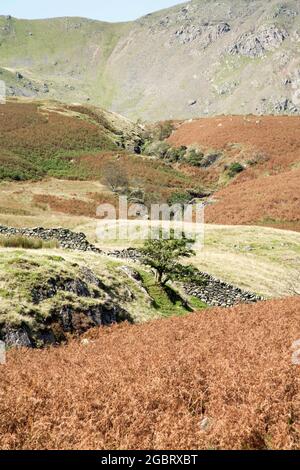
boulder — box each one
[3,327,32,348]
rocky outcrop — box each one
[120,266,153,303]
[0,261,134,348]
[109,248,142,260]
[2,327,32,348]
[229,24,289,58]
[171,21,231,47]
[273,5,298,18]
[257,97,300,114]
[3,68,51,99]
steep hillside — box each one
[0,99,140,180]
[0,297,299,449]
[1,0,300,120]
[0,16,131,106]
[168,115,300,230]
[0,99,209,206]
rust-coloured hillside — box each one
[169,116,300,231]
[0,297,299,450]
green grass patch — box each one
[187,296,208,311]
[138,269,192,318]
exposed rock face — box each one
[1,1,300,119]
[3,327,32,348]
[120,265,152,303]
[0,252,134,348]
[257,96,300,114]
[229,25,289,58]
[1,294,129,349]
[198,153,220,168]
[273,5,298,18]
[171,21,231,47]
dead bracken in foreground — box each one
[0,297,299,450]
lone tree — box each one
[141,234,201,286]
[102,160,129,193]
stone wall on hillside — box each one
[0,225,263,307]
[0,225,102,253]
[185,273,263,308]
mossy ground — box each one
[0,245,208,346]
[0,249,159,343]
[138,269,207,318]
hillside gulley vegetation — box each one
[0,100,209,206]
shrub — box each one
[101,161,129,193]
[165,146,187,162]
[227,162,245,177]
[152,121,175,141]
[143,141,187,162]
[168,192,191,205]
[141,235,197,286]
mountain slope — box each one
[1,0,300,120]
[169,115,300,231]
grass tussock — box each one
[0,297,299,450]
[0,235,59,250]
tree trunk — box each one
[157,270,163,284]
